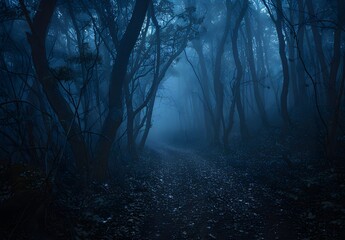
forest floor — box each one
[1,131,345,239]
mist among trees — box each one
[0,0,345,239]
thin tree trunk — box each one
[254,10,268,107]
[137,10,191,150]
[326,0,345,163]
[296,0,307,103]
[139,98,154,150]
[306,0,329,94]
[328,0,345,112]
[223,97,236,147]
[327,55,345,163]
[285,3,298,107]
[67,2,90,131]
[193,40,214,141]
[244,13,269,127]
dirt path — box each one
[1,145,343,239]
[140,145,299,239]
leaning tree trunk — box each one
[20,0,90,176]
[138,11,190,150]
[124,17,150,160]
[139,98,155,150]
[94,0,150,180]
[138,42,189,150]
[125,85,138,159]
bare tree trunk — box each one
[276,0,290,129]
[253,8,269,107]
[223,97,236,147]
[327,55,345,163]
[328,0,345,112]
[296,0,307,103]
[139,98,154,150]
[224,0,249,144]
[20,0,90,176]
[232,1,249,141]
[284,3,299,107]
[193,40,215,141]
[244,13,269,127]
[326,0,345,163]
[137,6,191,150]
[94,0,150,180]
[264,0,290,129]
[127,115,138,159]
[67,2,90,131]
[138,45,189,150]
[306,0,329,99]
[213,0,234,145]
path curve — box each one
[140,144,297,239]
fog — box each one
[0,0,345,238]
[148,75,182,143]
[149,55,202,144]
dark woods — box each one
[0,0,201,181]
[1,0,344,182]
[0,0,344,194]
[0,0,345,238]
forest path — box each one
[140,144,297,239]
